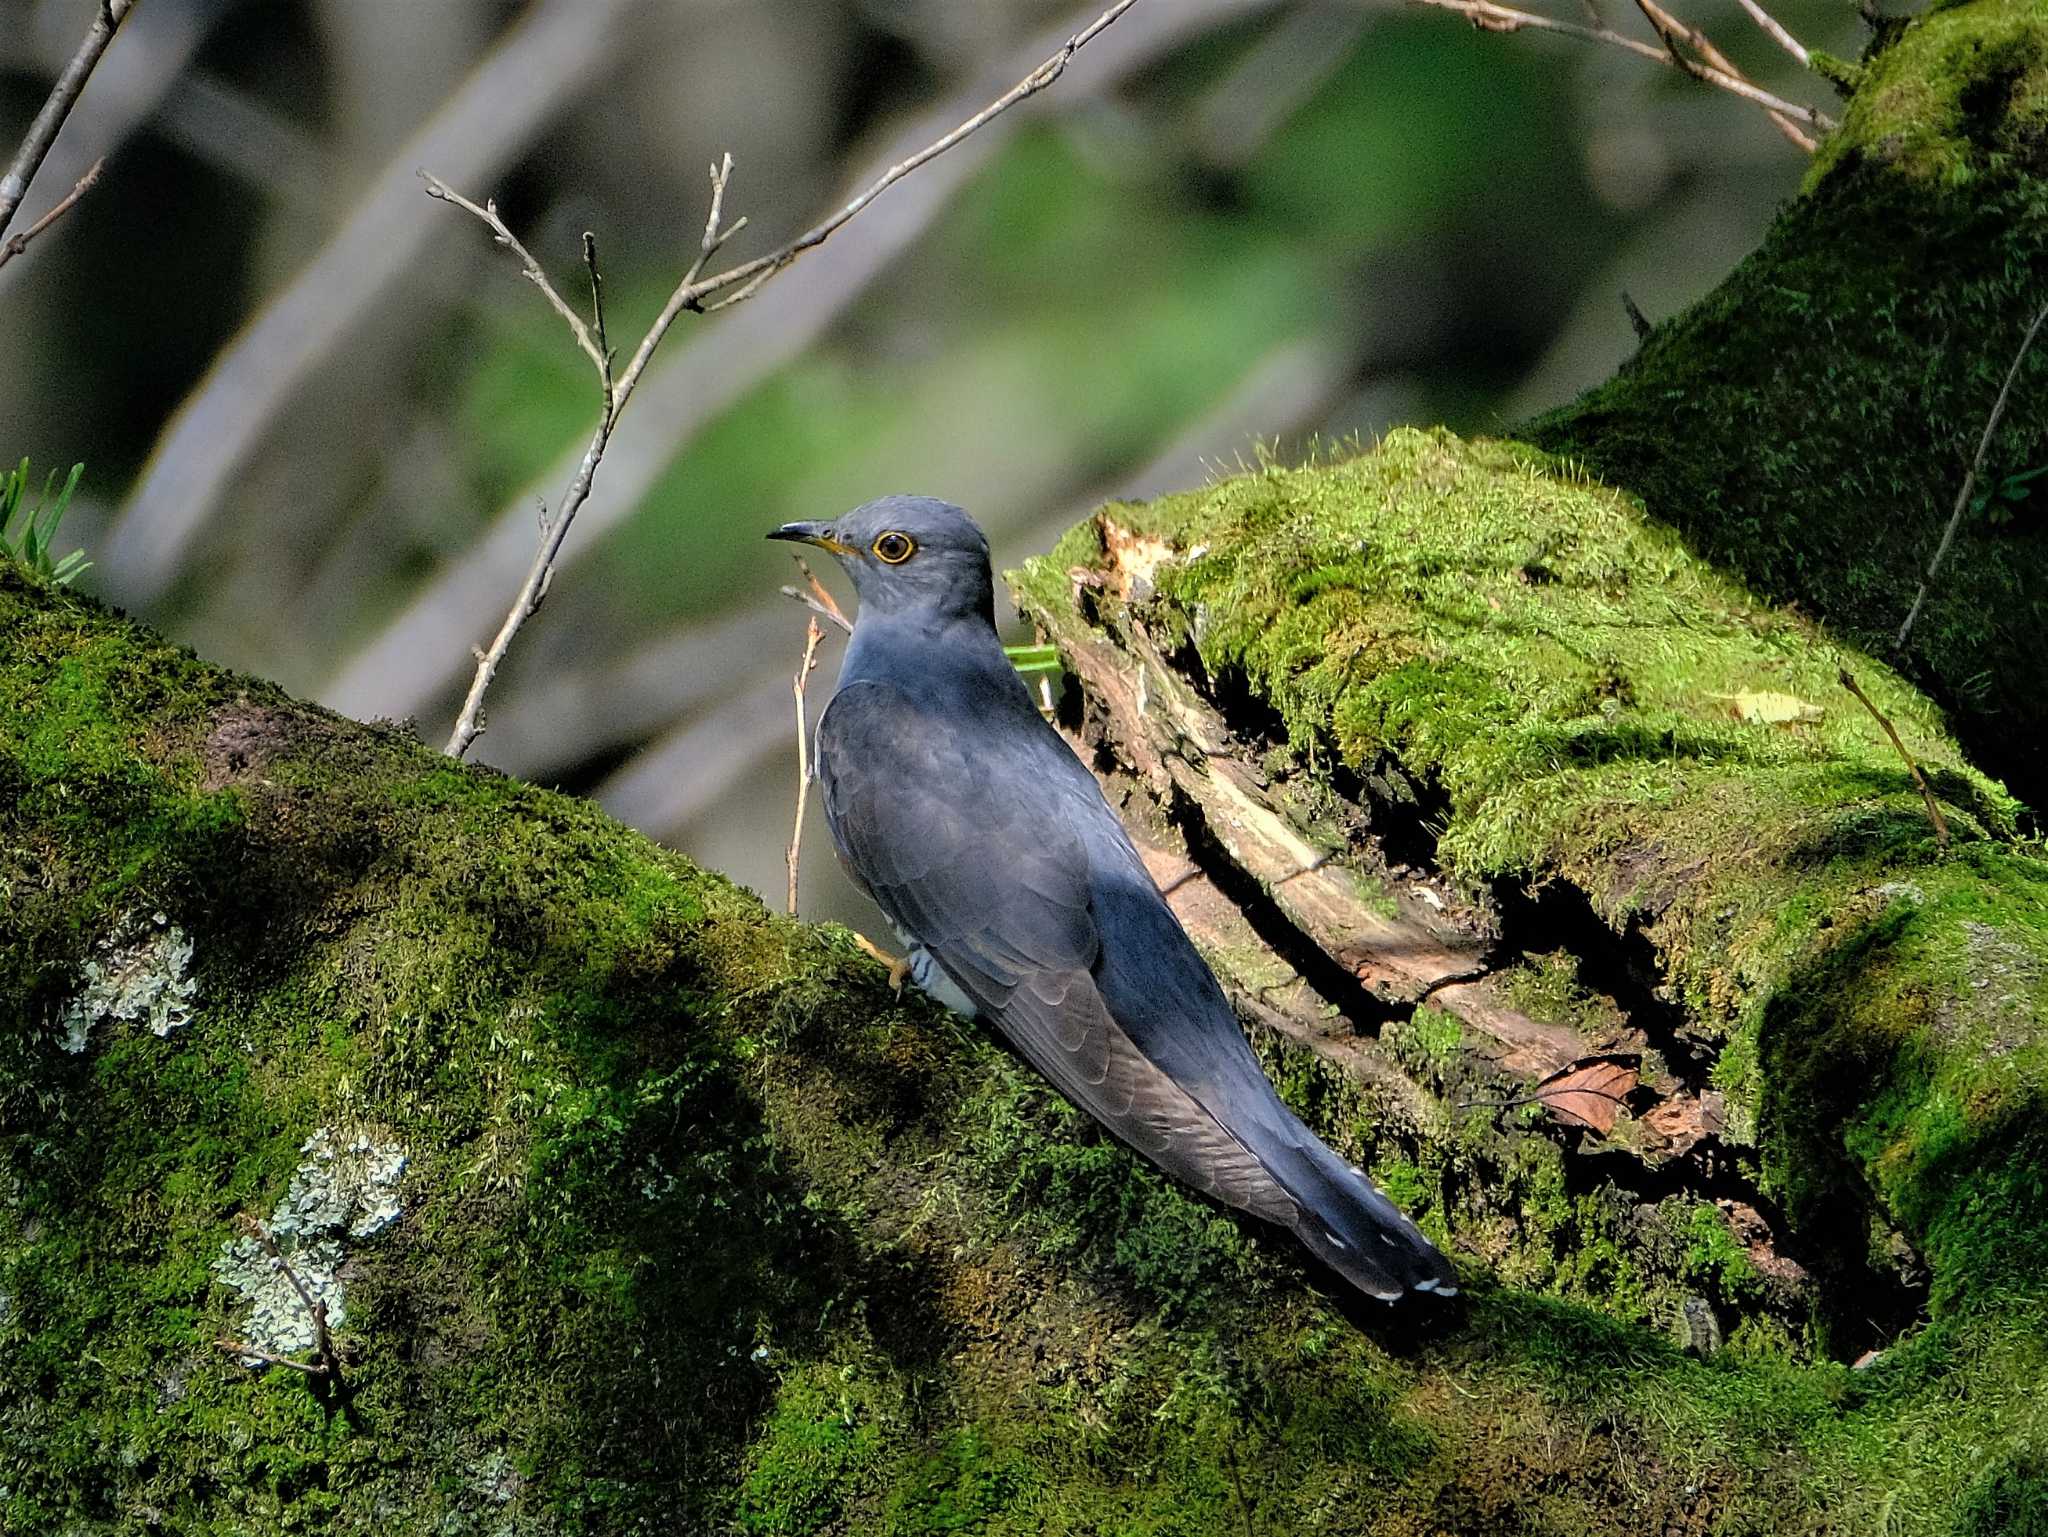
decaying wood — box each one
[1033,521,1730,1191]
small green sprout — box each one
[1,459,91,584]
[1004,642,1062,677]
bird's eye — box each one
[872,531,916,564]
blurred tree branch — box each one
[98,0,645,605]
[0,0,136,260]
[427,0,1142,759]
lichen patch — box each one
[212,1128,407,1361]
[56,913,198,1053]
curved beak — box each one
[767,521,856,556]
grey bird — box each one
[770,496,1456,1301]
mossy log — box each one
[6,2,2048,1532]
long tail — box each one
[1265,1124,1457,1301]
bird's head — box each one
[769,495,994,625]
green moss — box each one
[1529,0,2048,803]
[736,1363,893,1534]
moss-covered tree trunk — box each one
[5,3,2047,1534]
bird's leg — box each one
[852,932,913,993]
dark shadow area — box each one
[1752,907,1951,1363]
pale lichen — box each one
[212,1128,407,1361]
[55,912,198,1053]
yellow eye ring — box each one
[872,531,916,564]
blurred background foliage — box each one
[0,0,1863,920]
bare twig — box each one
[0,156,106,272]
[1733,0,1810,67]
[1894,300,2048,655]
[1838,670,1950,850]
[420,173,609,383]
[327,0,1269,725]
[1409,0,1832,146]
[442,406,614,756]
[681,152,746,289]
[0,0,137,242]
[583,230,613,416]
[430,0,1142,758]
[787,617,826,915]
[782,584,855,634]
[1631,0,1815,151]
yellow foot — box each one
[853,932,913,993]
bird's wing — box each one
[816,680,1299,1224]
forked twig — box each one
[420,173,609,381]
[1838,669,1950,851]
[0,0,136,242]
[429,0,1141,758]
[1631,0,1814,151]
[1894,300,2048,655]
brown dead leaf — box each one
[1099,518,1176,602]
[1531,1055,1639,1134]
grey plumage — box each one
[770,496,1455,1301]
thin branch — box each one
[1838,670,1950,850]
[1894,300,2048,654]
[442,410,614,756]
[420,172,609,383]
[681,152,746,289]
[1733,0,1810,68]
[787,618,826,915]
[1631,0,1815,151]
[0,0,137,241]
[583,230,613,416]
[0,156,106,272]
[1409,0,1832,146]
[782,584,854,634]
[431,0,1142,757]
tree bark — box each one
[4,3,2047,1533]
